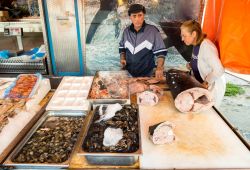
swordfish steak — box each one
[166,69,214,113]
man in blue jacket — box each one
[119,4,167,78]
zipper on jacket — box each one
[133,32,137,54]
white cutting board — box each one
[139,92,250,169]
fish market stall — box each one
[0,74,51,163]
[69,71,250,169]
[33,71,139,169]
[51,72,140,168]
[1,71,250,169]
[2,76,94,168]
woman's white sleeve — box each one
[204,43,224,84]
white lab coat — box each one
[197,39,226,107]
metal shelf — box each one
[0,18,42,33]
[0,57,48,74]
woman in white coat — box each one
[180,20,226,107]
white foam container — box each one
[46,76,93,111]
[0,78,16,99]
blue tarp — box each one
[0,50,10,59]
[0,45,45,60]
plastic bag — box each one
[0,50,10,59]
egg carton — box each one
[46,76,93,111]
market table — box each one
[69,85,250,169]
[139,91,250,169]
[2,77,250,169]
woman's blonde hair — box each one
[181,20,207,45]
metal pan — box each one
[78,104,142,166]
[87,71,131,105]
[3,110,87,168]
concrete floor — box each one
[218,72,250,144]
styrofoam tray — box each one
[0,78,16,99]
[46,76,93,111]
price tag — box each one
[4,27,23,36]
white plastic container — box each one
[46,76,93,111]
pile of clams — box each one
[13,116,84,163]
[82,104,139,153]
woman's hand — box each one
[186,62,191,70]
[202,81,209,89]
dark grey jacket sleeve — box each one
[152,30,167,58]
[119,31,126,54]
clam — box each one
[13,116,84,163]
[83,104,139,153]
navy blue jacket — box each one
[119,22,167,77]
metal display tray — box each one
[87,71,131,105]
[0,57,47,74]
[77,105,142,166]
[4,110,87,168]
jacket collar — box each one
[130,21,146,33]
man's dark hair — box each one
[128,4,146,16]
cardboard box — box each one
[0,11,9,21]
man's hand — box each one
[120,59,126,69]
[155,67,164,79]
[155,57,165,79]
[120,53,126,69]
